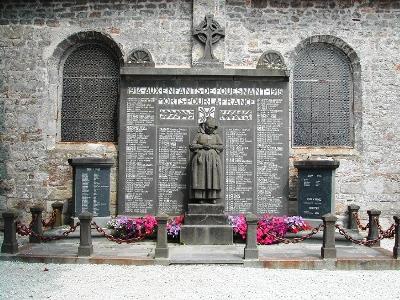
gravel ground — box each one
[0,240,398,300]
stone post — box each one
[51,201,64,227]
[367,209,381,247]
[29,206,44,243]
[393,215,400,259]
[347,204,360,231]
[321,213,337,259]
[244,214,259,260]
[1,210,18,254]
[78,212,93,256]
[155,214,169,259]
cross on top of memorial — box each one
[193,15,225,62]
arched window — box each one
[293,42,353,146]
[61,44,119,142]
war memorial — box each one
[0,0,399,267]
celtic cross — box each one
[193,15,225,61]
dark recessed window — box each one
[293,43,353,147]
[61,44,119,142]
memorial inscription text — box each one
[120,79,288,215]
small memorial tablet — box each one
[68,158,113,217]
[294,160,340,219]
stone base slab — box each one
[184,214,227,225]
[188,204,225,215]
[180,225,233,245]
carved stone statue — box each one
[189,117,223,204]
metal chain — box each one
[353,212,369,231]
[335,224,394,247]
[42,211,57,228]
[373,217,395,238]
[16,221,80,242]
[91,221,146,244]
[266,224,325,244]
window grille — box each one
[61,44,119,142]
[293,43,353,146]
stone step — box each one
[184,214,227,225]
[188,204,225,215]
[180,225,233,245]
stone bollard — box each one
[78,212,93,256]
[1,210,18,254]
[51,201,64,227]
[393,216,400,259]
[244,214,259,260]
[155,214,169,259]
[367,209,381,247]
[321,213,337,259]
[29,206,44,243]
[347,204,360,231]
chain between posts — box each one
[28,211,57,230]
[16,221,80,242]
[266,224,325,244]
[335,223,395,247]
[373,216,395,237]
[353,212,369,231]
[91,221,146,244]
[42,211,57,228]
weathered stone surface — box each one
[180,225,233,245]
[0,0,399,226]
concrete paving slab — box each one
[1,232,399,269]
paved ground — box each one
[0,231,398,269]
[0,233,399,299]
[0,259,400,299]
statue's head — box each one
[204,117,218,134]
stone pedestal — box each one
[180,204,232,245]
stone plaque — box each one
[119,69,289,215]
[69,158,113,217]
[295,160,340,219]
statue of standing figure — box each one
[189,117,223,204]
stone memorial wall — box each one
[119,72,289,215]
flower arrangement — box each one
[107,214,309,244]
[257,215,288,245]
[285,215,311,233]
[107,215,185,240]
[228,215,247,240]
[167,215,184,239]
[106,215,157,239]
[229,214,311,245]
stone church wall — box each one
[0,0,399,225]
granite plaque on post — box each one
[294,160,340,219]
[119,68,289,215]
[69,158,113,217]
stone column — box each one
[51,201,64,227]
[367,209,381,247]
[29,206,44,243]
[78,212,93,256]
[393,215,400,259]
[347,204,360,231]
[155,214,169,258]
[1,210,18,254]
[244,214,259,260]
[192,0,226,66]
[321,213,337,259]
